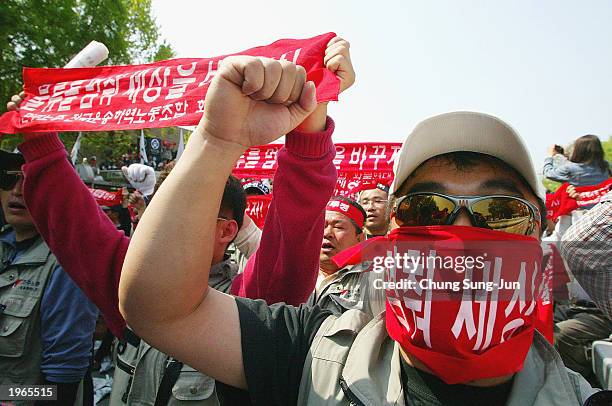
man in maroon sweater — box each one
[9,36,354,340]
[7,36,355,404]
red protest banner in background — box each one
[545,191,561,220]
[545,178,612,220]
[89,188,122,206]
[246,195,272,229]
[0,33,339,134]
[233,142,401,196]
[237,142,401,227]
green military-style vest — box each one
[110,330,141,405]
[309,263,385,317]
[297,310,598,405]
[0,229,57,386]
[110,258,238,405]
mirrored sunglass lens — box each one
[471,198,534,235]
[396,195,455,226]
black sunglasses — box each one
[0,170,23,191]
[394,192,541,235]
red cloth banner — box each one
[233,142,402,196]
[333,226,546,384]
[89,188,122,206]
[545,178,612,220]
[246,195,272,229]
[536,243,570,344]
[0,33,339,134]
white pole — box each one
[70,132,83,165]
[140,129,148,164]
[176,128,185,161]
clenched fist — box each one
[324,37,355,93]
[6,91,25,112]
[200,56,317,150]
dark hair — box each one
[402,151,547,228]
[244,187,265,196]
[220,175,246,229]
[152,163,245,229]
[570,135,609,173]
[329,196,366,234]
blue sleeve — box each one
[542,157,573,183]
[40,266,98,383]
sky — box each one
[152,0,612,167]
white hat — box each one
[242,179,271,195]
[390,111,545,200]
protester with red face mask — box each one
[119,55,599,405]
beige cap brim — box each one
[390,111,545,200]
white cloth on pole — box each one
[71,132,83,165]
[139,129,148,164]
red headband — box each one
[326,199,365,229]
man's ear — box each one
[389,211,400,231]
[357,231,365,243]
[219,219,239,244]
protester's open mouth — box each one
[7,201,26,210]
[321,241,335,253]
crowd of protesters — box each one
[0,36,611,406]
[541,135,611,388]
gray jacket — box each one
[110,258,238,405]
[308,263,385,317]
[298,310,598,405]
[0,234,57,388]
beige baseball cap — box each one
[390,111,545,200]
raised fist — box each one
[122,164,156,197]
[324,37,355,93]
[200,56,317,150]
[6,91,25,111]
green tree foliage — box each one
[60,131,137,164]
[0,0,175,160]
[603,136,612,162]
[0,0,175,107]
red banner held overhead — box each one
[0,33,339,134]
[545,178,612,220]
[233,142,402,196]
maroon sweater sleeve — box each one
[231,117,337,305]
[19,133,128,338]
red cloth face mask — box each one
[382,225,543,384]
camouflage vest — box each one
[110,258,238,405]
[0,230,57,387]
